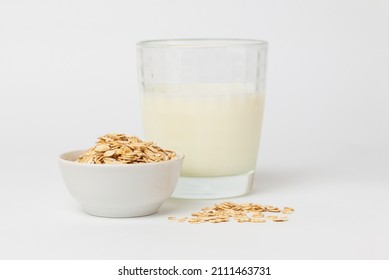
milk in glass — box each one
[142,83,265,177]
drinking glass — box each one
[137,39,267,199]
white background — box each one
[0,0,388,259]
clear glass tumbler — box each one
[137,39,267,199]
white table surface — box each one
[1,150,388,259]
[1,0,388,260]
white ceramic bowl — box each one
[58,150,184,218]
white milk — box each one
[142,84,265,177]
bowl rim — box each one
[58,149,184,168]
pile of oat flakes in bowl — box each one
[76,133,176,164]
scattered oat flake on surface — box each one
[171,202,294,224]
[283,207,295,213]
[273,216,288,222]
[266,206,281,213]
[267,215,278,220]
[177,218,188,223]
[252,213,265,218]
[251,219,266,223]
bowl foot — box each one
[82,204,162,218]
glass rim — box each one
[137,38,268,48]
